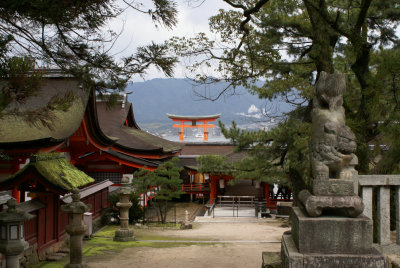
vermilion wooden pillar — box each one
[202,120,209,141]
[178,121,185,141]
[167,114,220,142]
[209,176,218,205]
[12,188,20,203]
[12,161,20,203]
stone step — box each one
[261,252,281,268]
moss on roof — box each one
[122,128,182,153]
[3,153,94,192]
[0,79,89,143]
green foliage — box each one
[169,0,400,195]
[0,0,178,109]
[198,155,232,175]
[0,56,43,112]
[133,158,183,223]
[198,116,312,198]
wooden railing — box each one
[207,198,216,216]
[182,183,209,193]
[266,193,293,210]
[213,196,256,218]
[216,195,256,207]
[357,175,400,245]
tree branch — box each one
[354,0,373,34]
[223,0,270,34]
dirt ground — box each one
[146,201,205,222]
[86,220,289,268]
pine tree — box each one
[171,0,400,200]
[0,0,178,126]
[133,158,183,224]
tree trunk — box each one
[161,201,168,224]
[303,0,337,76]
[350,35,373,174]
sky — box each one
[108,0,231,82]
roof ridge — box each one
[31,152,65,162]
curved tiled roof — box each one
[0,77,89,145]
[96,101,182,154]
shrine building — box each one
[178,142,290,208]
[0,70,182,262]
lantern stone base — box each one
[114,229,134,242]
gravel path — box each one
[86,220,289,268]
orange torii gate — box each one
[167,114,221,141]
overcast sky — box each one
[108,0,231,82]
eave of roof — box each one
[61,180,113,203]
[17,199,45,213]
[120,127,182,153]
[105,150,161,167]
[96,101,183,154]
[0,191,12,205]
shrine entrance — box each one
[167,114,221,141]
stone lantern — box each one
[114,176,134,241]
[61,189,91,268]
[0,198,34,268]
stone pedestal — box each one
[291,207,372,254]
[281,207,387,268]
[282,234,387,268]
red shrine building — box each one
[0,70,182,262]
[178,143,292,208]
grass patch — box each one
[83,236,216,257]
[31,225,218,267]
[83,225,217,258]
[146,222,181,228]
[94,224,120,237]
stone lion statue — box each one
[311,72,357,181]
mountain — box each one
[126,78,292,132]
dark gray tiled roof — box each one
[0,78,89,144]
[17,199,45,213]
